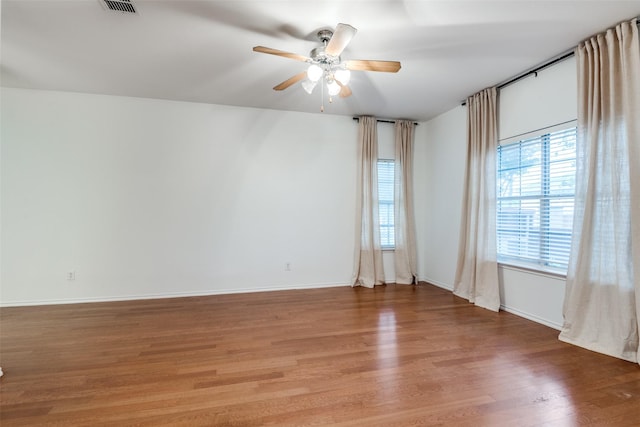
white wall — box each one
[1,88,429,306]
[413,122,429,285]
[420,106,467,288]
[499,57,577,140]
[1,88,363,305]
[499,266,566,329]
[420,58,577,329]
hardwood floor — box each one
[1,283,639,426]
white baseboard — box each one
[499,304,562,331]
[418,277,562,331]
[419,277,453,291]
[1,280,563,332]
[0,282,350,307]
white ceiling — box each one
[2,1,639,121]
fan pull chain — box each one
[320,77,325,112]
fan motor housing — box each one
[310,47,340,65]
[309,29,341,65]
[317,29,333,43]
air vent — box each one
[101,0,137,14]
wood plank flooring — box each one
[1,283,639,426]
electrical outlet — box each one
[67,270,76,281]
[285,262,291,271]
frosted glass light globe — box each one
[327,80,341,96]
[301,79,317,94]
[307,64,323,82]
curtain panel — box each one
[352,116,385,288]
[394,120,418,284]
[559,19,640,364]
[453,87,501,312]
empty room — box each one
[1,1,640,425]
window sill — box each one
[381,248,395,252]
[498,261,566,280]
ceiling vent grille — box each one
[101,0,137,14]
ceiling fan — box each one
[253,23,401,104]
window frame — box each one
[377,158,395,250]
[496,122,577,275]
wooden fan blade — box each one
[325,23,357,57]
[336,81,352,98]
[346,59,401,73]
[253,46,310,62]
[273,72,307,91]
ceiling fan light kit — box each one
[301,79,316,95]
[307,64,323,82]
[253,23,401,111]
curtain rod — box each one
[352,117,419,126]
[461,16,640,106]
[460,49,574,106]
[496,50,575,90]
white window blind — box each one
[497,126,576,272]
[377,159,394,249]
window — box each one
[497,126,576,272]
[378,159,394,249]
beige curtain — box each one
[394,120,417,284]
[453,87,500,311]
[352,116,385,288]
[559,19,640,364]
